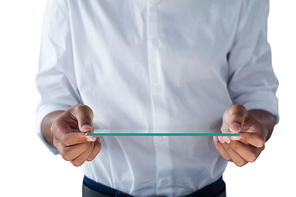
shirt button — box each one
[158,136,165,140]
[161,179,168,186]
[155,85,162,93]
[152,38,160,47]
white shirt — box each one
[36,0,278,196]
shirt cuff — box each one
[234,91,279,124]
[36,104,70,155]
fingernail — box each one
[225,137,231,144]
[97,137,102,144]
[82,124,92,130]
[87,137,96,142]
[218,136,225,143]
[231,136,240,140]
[213,136,218,144]
[230,123,241,132]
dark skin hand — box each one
[41,104,101,167]
[41,104,275,167]
[213,104,276,167]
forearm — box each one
[248,110,276,142]
[41,111,65,146]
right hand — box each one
[50,104,101,167]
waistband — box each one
[83,176,225,197]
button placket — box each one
[148,2,173,195]
[155,85,162,93]
[152,38,160,47]
[158,136,165,140]
[148,3,162,96]
[161,179,169,186]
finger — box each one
[229,105,248,132]
[71,142,94,167]
[53,124,96,146]
[238,132,265,148]
[220,142,248,167]
[69,104,94,133]
[218,136,224,143]
[228,140,265,163]
[53,137,92,161]
[213,137,232,162]
[217,136,231,144]
[51,112,96,146]
[223,104,248,133]
[223,136,231,144]
[87,139,102,161]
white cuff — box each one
[36,104,70,155]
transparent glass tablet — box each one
[86,129,240,137]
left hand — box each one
[213,104,268,167]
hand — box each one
[50,104,102,167]
[213,104,268,167]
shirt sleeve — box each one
[227,0,279,123]
[36,0,82,154]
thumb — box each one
[224,104,248,133]
[70,104,94,133]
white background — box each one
[0,1,294,196]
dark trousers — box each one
[82,176,226,197]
